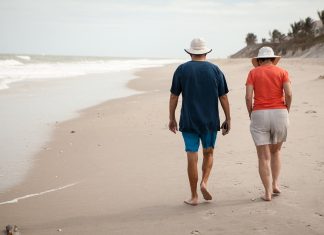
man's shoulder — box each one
[205,61,217,66]
[205,61,222,71]
[175,61,222,76]
[175,61,193,72]
[174,63,184,74]
[180,61,193,67]
[181,61,219,69]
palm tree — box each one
[304,17,315,37]
[318,10,324,25]
[245,33,257,45]
[270,29,285,42]
[290,21,303,38]
[290,19,314,38]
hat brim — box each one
[184,48,212,55]
[251,56,281,67]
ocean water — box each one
[0,54,181,192]
[0,54,180,90]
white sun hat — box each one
[184,38,212,55]
[252,46,281,67]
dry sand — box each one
[0,59,323,234]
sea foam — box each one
[0,55,182,90]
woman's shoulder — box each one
[271,64,286,70]
[251,64,287,73]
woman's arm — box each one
[283,82,292,112]
[245,85,253,119]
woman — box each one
[245,46,292,201]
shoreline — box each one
[0,70,139,193]
[0,63,182,228]
[0,62,179,201]
[0,59,324,234]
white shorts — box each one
[250,109,289,146]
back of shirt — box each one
[170,61,228,134]
[246,64,290,111]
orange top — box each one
[246,64,290,111]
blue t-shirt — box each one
[170,61,229,134]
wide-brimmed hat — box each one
[185,38,212,55]
[252,46,281,67]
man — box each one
[169,38,231,206]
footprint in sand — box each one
[206,210,217,216]
[253,227,268,232]
[316,162,324,167]
[305,110,317,114]
[191,230,200,235]
[300,152,311,157]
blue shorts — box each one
[182,131,217,152]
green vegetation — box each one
[270,29,285,43]
[245,33,257,45]
[318,10,324,25]
[243,9,324,56]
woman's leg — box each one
[256,145,272,201]
[270,142,283,193]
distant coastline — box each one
[231,10,324,58]
[230,39,324,58]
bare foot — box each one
[261,195,272,201]
[200,183,212,200]
[184,198,198,206]
[273,187,281,194]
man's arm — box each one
[283,82,292,112]
[169,93,179,134]
[219,95,231,135]
[245,85,253,118]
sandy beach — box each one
[0,58,324,234]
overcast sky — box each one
[0,0,323,58]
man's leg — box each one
[270,142,283,194]
[200,147,213,200]
[185,152,199,205]
[256,145,272,201]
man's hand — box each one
[169,119,178,134]
[219,95,231,135]
[221,120,231,136]
[169,93,179,134]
